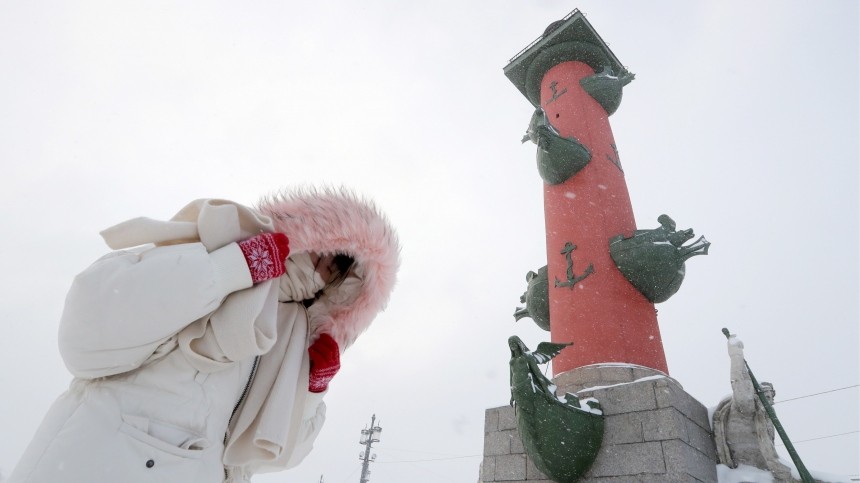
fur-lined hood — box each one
[257,187,400,349]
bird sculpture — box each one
[521,107,591,185]
[508,336,604,483]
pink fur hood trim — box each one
[257,187,400,349]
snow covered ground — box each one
[717,462,856,483]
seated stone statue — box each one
[712,334,796,482]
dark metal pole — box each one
[721,328,814,483]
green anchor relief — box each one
[555,242,594,289]
[514,239,596,332]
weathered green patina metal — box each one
[554,241,594,289]
[509,336,604,482]
[609,215,710,303]
[522,108,591,184]
[580,66,635,116]
[514,266,551,331]
[504,9,627,108]
[721,329,814,483]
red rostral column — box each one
[505,11,669,375]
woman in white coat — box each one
[10,187,400,483]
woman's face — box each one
[309,253,337,282]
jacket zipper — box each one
[224,355,260,445]
[224,355,260,482]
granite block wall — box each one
[480,365,718,483]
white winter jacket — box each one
[10,189,399,483]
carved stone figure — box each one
[712,335,797,482]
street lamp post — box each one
[358,415,381,483]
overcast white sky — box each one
[1,1,857,482]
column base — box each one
[481,365,718,482]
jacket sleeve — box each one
[59,242,254,379]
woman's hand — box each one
[308,334,340,393]
[238,233,290,283]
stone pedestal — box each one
[481,365,717,483]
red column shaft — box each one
[541,61,668,375]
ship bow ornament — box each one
[579,66,635,116]
[610,214,710,303]
[522,108,591,185]
[513,266,551,331]
[508,336,604,482]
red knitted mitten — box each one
[238,233,290,283]
[308,334,341,393]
